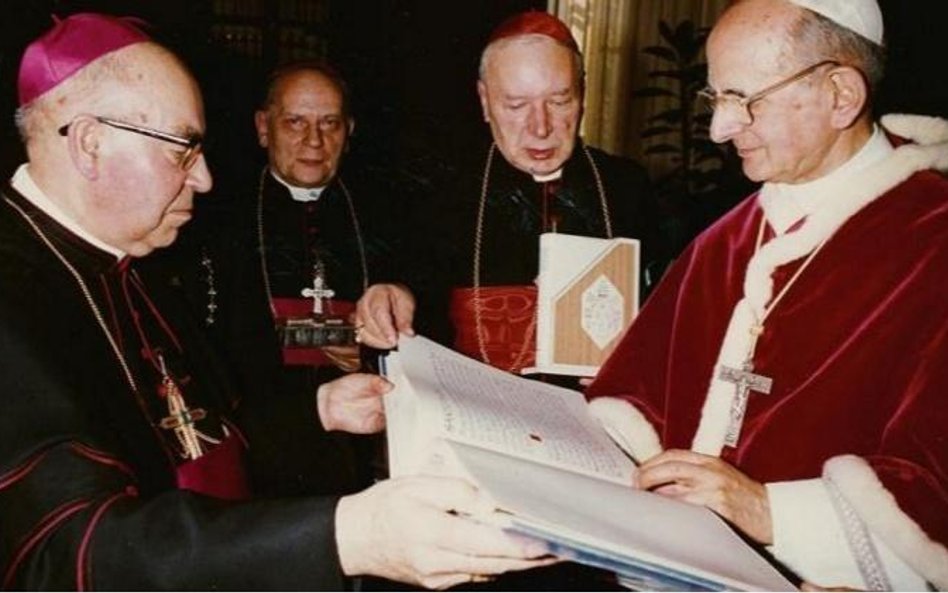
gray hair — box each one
[787,7,886,96]
[478,34,585,92]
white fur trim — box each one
[767,479,866,587]
[882,113,948,151]
[824,455,948,589]
[587,397,663,463]
[692,115,948,455]
[691,300,759,455]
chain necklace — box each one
[4,196,220,460]
[200,247,217,326]
[256,166,369,319]
[748,214,829,341]
[5,196,139,393]
[717,214,830,448]
[472,144,612,370]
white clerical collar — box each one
[10,164,125,259]
[270,170,327,202]
[532,168,563,183]
[758,125,894,235]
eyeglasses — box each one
[58,116,204,171]
[697,60,839,124]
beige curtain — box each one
[549,0,728,167]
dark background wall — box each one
[1,0,945,203]
[0,0,543,191]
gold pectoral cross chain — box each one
[716,216,830,448]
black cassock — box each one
[0,184,344,589]
[412,139,668,369]
[146,168,402,497]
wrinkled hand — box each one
[316,373,389,434]
[354,283,415,349]
[636,449,773,544]
[335,476,555,589]
[321,344,362,372]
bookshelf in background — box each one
[208,0,329,66]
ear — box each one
[254,110,269,148]
[827,66,868,129]
[477,80,491,123]
[342,117,355,153]
[64,115,101,180]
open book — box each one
[382,335,795,592]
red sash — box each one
[175,431,251,501]
[449,286,537,373]
[271,297,356,366]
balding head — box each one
[705,0,877,184]
[255,63,354,188]
[710,0,884,97]
[24,40,212,256]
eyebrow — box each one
[502,87,574,100]
[177,125,203,138]
[707,81,750,98]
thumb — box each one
[342,373,393,394]
[391,289,416,337]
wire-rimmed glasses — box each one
[697,60,839,124]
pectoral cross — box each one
[301,273,334,316]
[718,359,772,447]
[159,405,207,432]
[156,354,208,460]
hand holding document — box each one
[383,335,796,591]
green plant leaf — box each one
[641,126,675,138]
[648,70,685,81]
[686,63,708,81]
[634,87,676,99]
[694,138,722,152]
[659,20,676,45]
[645,144,681,156]
[648,108,684,124]
[673,21,696,56]
[643,46,678,62]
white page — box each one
[453,443,796,592]
[395,335,636,484]
[381,352,418,477]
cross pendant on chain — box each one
[301,272,335,316]
[718,357,773,448]
[158,376,208,460]
[159,403,207,432]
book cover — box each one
[526,233,640,377]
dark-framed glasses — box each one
[58,116,204,171]
[697,60,839,124]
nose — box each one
[708,106,747,144]
[187,153,213,193]
[528,104,552,138]
[304,123,324,147]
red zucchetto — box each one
[487,10,579,53]
[18,12,150,106]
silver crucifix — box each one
[301,273,335,316]
[718,360,773,447]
